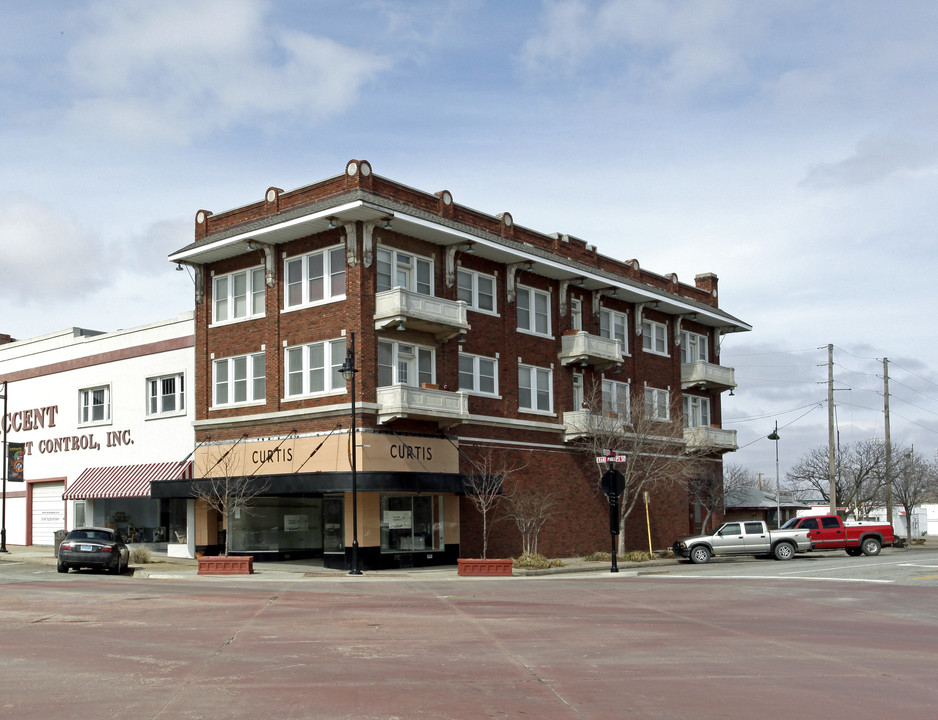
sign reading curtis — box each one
[195,431,458,478]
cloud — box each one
[801,135,938,188]
[63,0,390,144]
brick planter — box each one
[197,555,254,575]
[457,558,513,577]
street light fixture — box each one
[339,332,363,576]
[768,422,780,527]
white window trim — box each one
[601,379,630,418]
[683,395,711,428]
[78,384,111,427]
[213,352,266,408]
[600,307,630,355]
[518,364,554,415]
[681,330,708,363]
[376,247,434,295]
[516,285,552,337]
[456,268,499,315]
[146,372,186,419]
[644,386,670,421]
[642,319,669,356]
[284,338,347,399]
[377,340,436,387]
[458,352,500,397]
[211,265,266,326]
[283,244,347,312]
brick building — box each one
[161,159,749,569]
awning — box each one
[63,461,192,500]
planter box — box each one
[457,558,513,577]
[198,555,254,575]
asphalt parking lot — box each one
[2,545,937,719]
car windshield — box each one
[780,518,799,529]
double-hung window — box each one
[213,267,265,324]
[458,353,498,395]
[681,331,708,363]
[79,385,110,425]
[602,379,630,418]
[285,245,346,308]
[147,373,185,417]
[600,308,628,354]
[517,286,551,336]
[644,386,670,421]
[377,341,434,387]
[683,395,711,428]
[518,365,552,413]
[214,353,266,406]
[642,319,668,355]
[376,248,432,295]
[285,338,346,397]
[456,269,497,314]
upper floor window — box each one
[602,379,630,418]
[147,373,185,417]
[517,286,551,336]
[457,269,497,314]
[683,395,710,428]
[378,340,434,387]
[600,308,628,354]
[213,267,265,324]
[644,386,670,421]
[285,246,346,309]
[213,352,265,407]
[570,299,583,331]
[377,248,432,295]
[285,338,346,397]
[79,385,110,425]
[681,330,708,363]
[459,352,498,396]
[642,319,668,355]
[519,364,552,413]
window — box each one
[458,353,498,395]
[79,385,110,424]
[380,495,445,553]
[519,365,552,413]
[644,386,669,421]
[681,331,708,363]
[800,518,819,530]
[376,248,432,295]
[285,246,346,308]
[456,268,497,313]
[570,298,583,331]
[213,267,265,324]
[722,523,741,535]
[284,338,347,397]
[602,379,630,417]
[377,341,434,387]
[213,353,266,406]
[642,319,668,355]
[572,373,584,409]
[147,373,185,416]
[821,516,841,529]
[600,308,628,354]
[517,286,551,336]
[744,522,765,535]
[682,395,710,428]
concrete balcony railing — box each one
[683,425,738,452]
[374,288,470,340]
[562,409,633,442]
[376,384,469,427]
[681,361,736,392]
[558,331,623,370]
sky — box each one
[2,0,937,487]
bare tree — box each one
[461,447,532,560]
[568,382,703,554]
[787,439,885,514]
[892,445,935,541]
[193,440,270,556]
[505,481,559,557]
[687,462,755,533]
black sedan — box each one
[57,527,130,574]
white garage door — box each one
[32,482,66,546]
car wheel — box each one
[845,548,862,557]
[773,542,795,561]
[689,545,711,564]
[57,562,68,574]
[861,538,881,556]
[110,557,122,574]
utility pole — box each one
[883,358,893,525]
[827,344,837,515]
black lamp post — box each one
[768,422,781,527]
[339,333,363,576]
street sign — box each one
[600,468,625,498]
[595,455,628,464]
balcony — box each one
[681,361,736,392]
[376,384,469,427]
[558,331,623,370]
[374,288,470,340]
[683,426,738,452]
[562,409,630,442]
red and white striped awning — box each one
[63,461,192,500]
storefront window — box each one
[380,495,444,553]
[323,496,344,553]
[228,498,323,553]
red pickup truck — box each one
[781,514,895,556]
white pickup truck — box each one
[672,520,812,564]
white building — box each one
[0,313,195,553]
